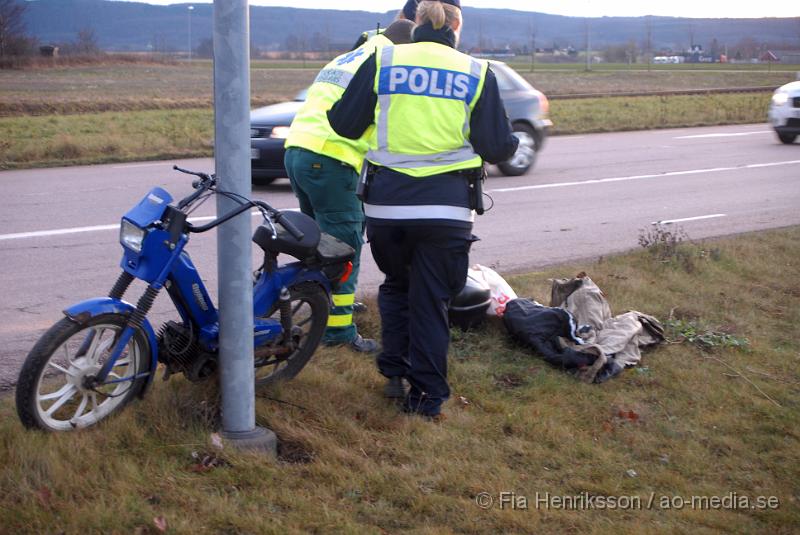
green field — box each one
[0,109,214,168]
[1,227,798,533]
[0,61,794,169]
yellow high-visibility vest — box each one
[285,34,392,172]
[367,41,488,177]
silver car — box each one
[488,60,552,176]
[250,61,551,184]
[768,80,800,145]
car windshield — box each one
[491,63,533,92]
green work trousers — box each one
[284,146,364,343]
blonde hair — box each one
[415,1,462,31]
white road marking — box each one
[111,162,173,169]
[674,131,771,139]
[2,155,795,242]
[0,224,120,241]
[652,214,727,225]
[0,212,271,242]
[490,159,800,193]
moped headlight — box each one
[120,219,146,253]
[771,92,789,107]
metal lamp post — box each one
[585,20,591,71]
[213,0,277,455]
[188,5,194,61]
[585,1,591,71]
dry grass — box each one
[1,227,798,534]
[0,64,316,117]
[0,53,179,71]
[1,62,794,117]
[519,68,796,96]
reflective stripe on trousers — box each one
[364,203,474,223]
[328,292,355,328]
[332,293,356,307]
[327,312,354,328]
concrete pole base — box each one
[221,426,278,457]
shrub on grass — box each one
[51,137,83,160]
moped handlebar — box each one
[188,202,252,233]
[259,203,305,241]
[173,165,212,182]
[174,165,216,210]
[187,200,305,241]
[173,166,304,241]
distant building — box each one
[760,50,780,62]
[39,45,59,57]
[470,46,515,59]
[766,50,800,64]
[653,55,685,64]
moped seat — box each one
[252,210,320,259]
[316,232,355,265]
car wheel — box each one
[777,132,797,145]
[497,123,538,176]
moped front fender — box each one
[63,298,159,398]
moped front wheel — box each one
[254,282,328,387]
[16,314,150,432]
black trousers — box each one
[367,222,473,416]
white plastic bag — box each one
[471,264,517,317]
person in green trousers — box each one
[284,20,414,353]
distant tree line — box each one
[1,0,102,66]
[4,0,797,66]
[0,0,35,57]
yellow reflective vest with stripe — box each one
[367,42,488,178]
[285,34,392,173]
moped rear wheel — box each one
[254,282,328,387]
[16,314,150,431]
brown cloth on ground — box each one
[550,274,665,383]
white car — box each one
[768,81,800,144]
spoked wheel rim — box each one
[34,323,142,431]
[508,130,537,169]
[254,294,318,384]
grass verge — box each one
[549,91,773,134]
[0,91,774,170]
[1,226,798,533]
[0,109,214,169]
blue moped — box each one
[16,166,354,431]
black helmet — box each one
[449,269,491,331]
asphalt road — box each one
[1,123,798,388]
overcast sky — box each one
[114,1,798,19]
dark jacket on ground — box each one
[503,298,597,369]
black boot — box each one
[383,376,406,399]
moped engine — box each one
[157,321,218,382]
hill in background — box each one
[22,0,800,55]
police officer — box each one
[399,0,419,21]
[328,0,518,417]
[284,20,414,353]
[351,0,419,50]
